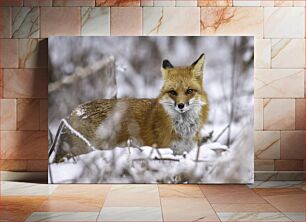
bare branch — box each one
[48,56,115,93]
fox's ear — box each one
[162,60,174,69]
[161,59,174,76]
[191,53,205,79]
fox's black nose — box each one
[178,103,184,109]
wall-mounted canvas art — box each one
[48,36,254,184]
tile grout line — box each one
[95,184,112,221]
[157,184,165,222]
[198,185,223,222]
[252,189,295,221]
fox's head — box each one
[159,54,208,114]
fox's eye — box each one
[186,89,194,94]
[168,90,177,96]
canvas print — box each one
[48,36,254,184]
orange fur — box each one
[55,54,209,161]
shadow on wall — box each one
[1,39,48,183]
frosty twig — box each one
[48,57,115,93]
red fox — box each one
[53,54,209,162]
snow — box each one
[49,120,253,184]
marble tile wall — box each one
[0,0,304,180]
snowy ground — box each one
[49,123,253,184]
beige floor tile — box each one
[161,197,219,221]
[0,196,47,221]
[52,184,111,199]
[254,188,304,196]
[200,185,266,204]
[103,184,160,207]
[255,188,305,212]
[158,184,203,198]
[1,181,57,196]
[26,212,99,221]
[254,188,306,212]
[98,207,162,221]
[212,203,278,212]
[264,194,305,212]
[217,212,291,221]
[38,196,104,212]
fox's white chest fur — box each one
[173,109,200,137]
[172,108,201,155]
[162,101,203,155]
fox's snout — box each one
[177,103,184,109]
[175,102,189,113]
